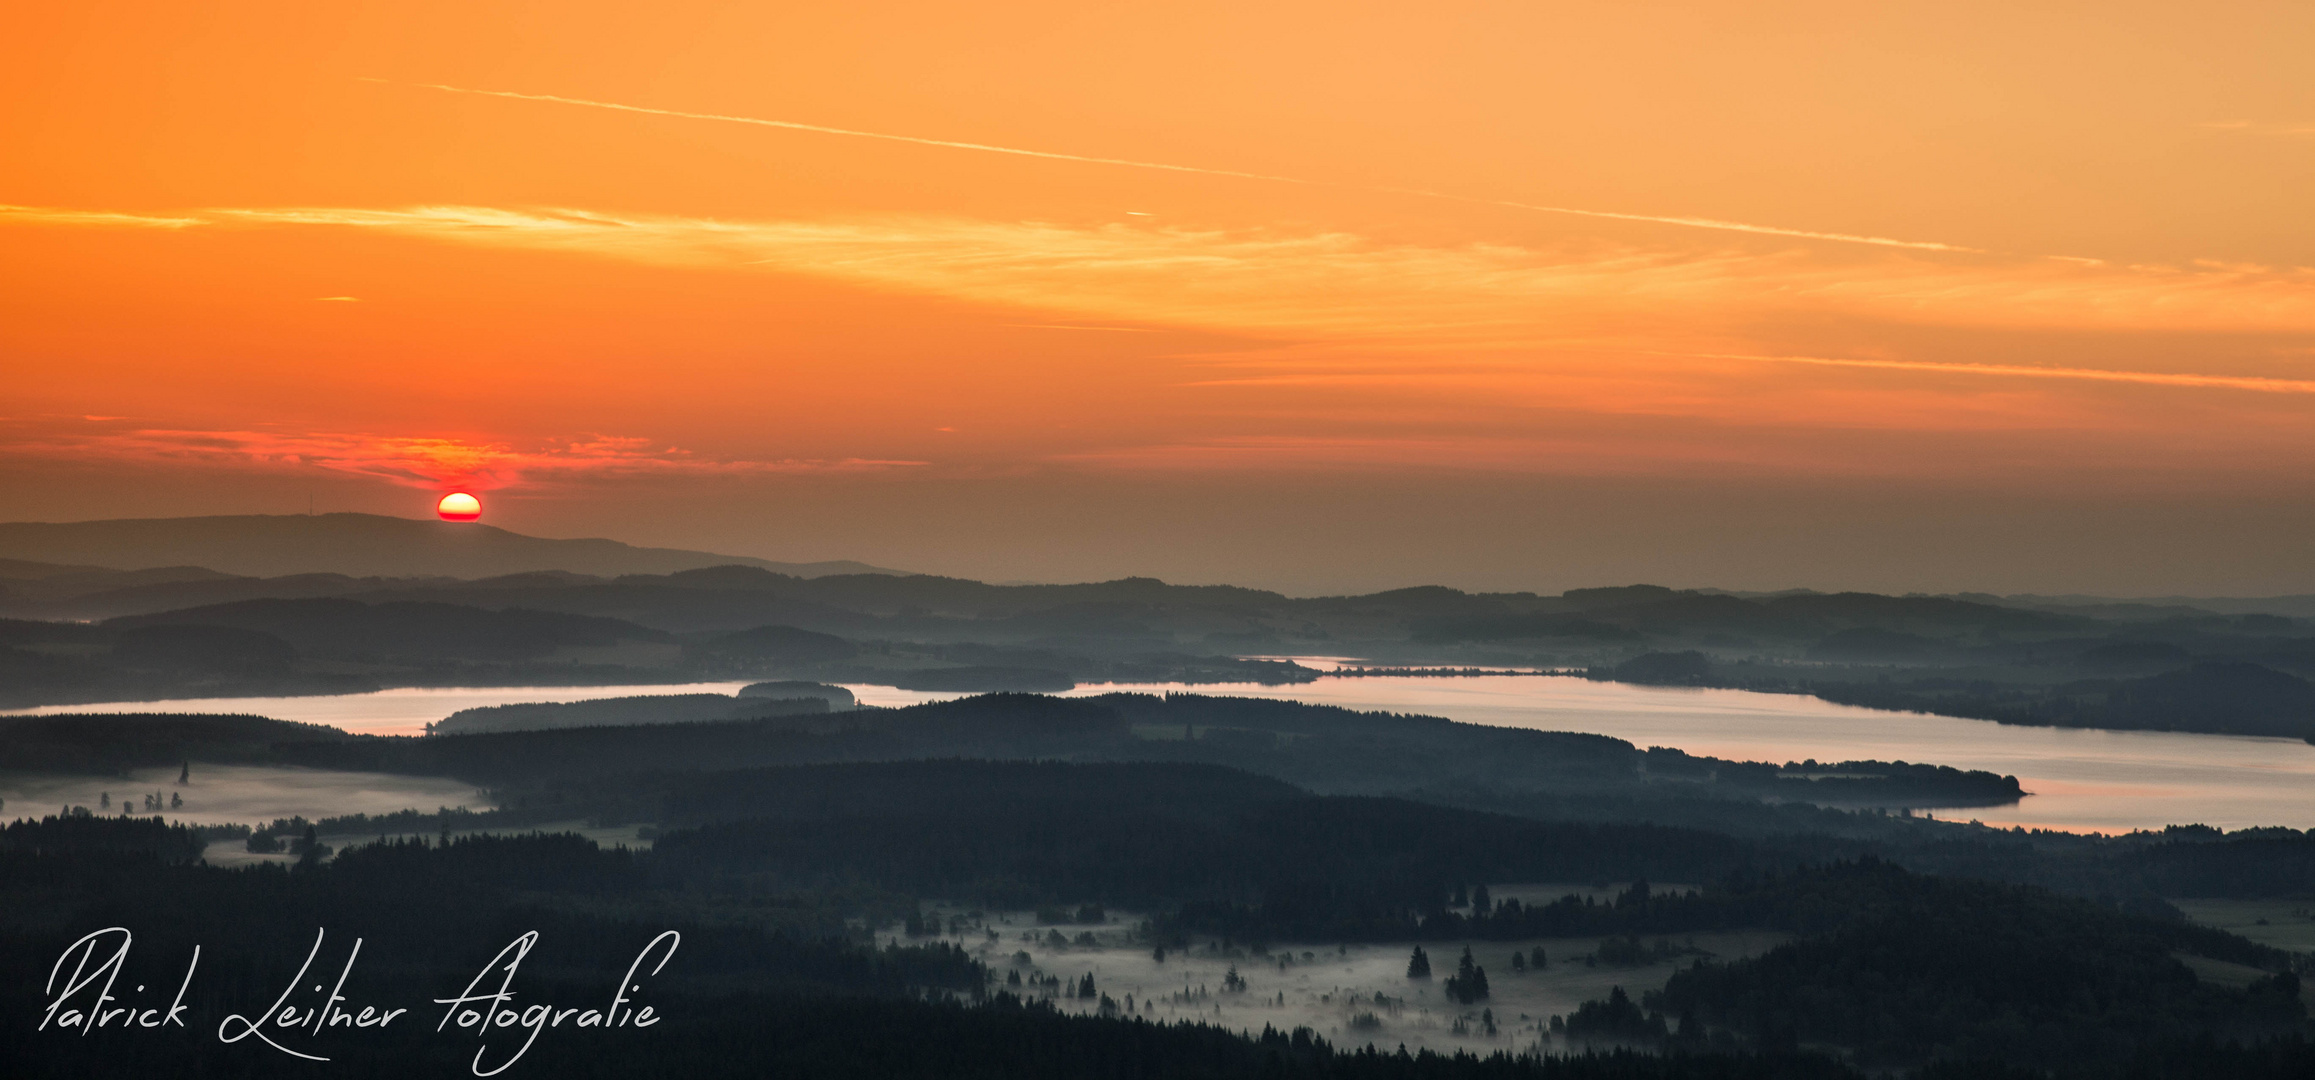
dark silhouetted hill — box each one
[106,597,667,662]
[431,692,826,735]
[2100,661,2315,738]
[0,512,902,579]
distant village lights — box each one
[436,492,483,522]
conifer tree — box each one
[1445,947,1490,1004]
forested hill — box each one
[5,551,2312,737]
[0,513,900,580]
[0,693,2027,813]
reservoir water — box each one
[12,671,2313,834]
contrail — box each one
[1005,323,1164,332]
[1412,193,1980,252]
[386,80,1977,253]
[1692,352,2315,394]
[0,204,204,229]
[394,81,1311,184]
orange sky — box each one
[4,1,2313,594]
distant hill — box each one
[0,513,902,580]
[1977,591,2315,620]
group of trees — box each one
[1810,662,2315,742]
[1564,987,1668,1044]
[1441,947,1490,1005]
[1404,938,1492,1005]
[1636,862,2301,1068]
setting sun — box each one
[435,491,481,521]
[7,8,2315,1076]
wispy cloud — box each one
[1052,434,1781,475]
[0,204,204,229]
[1685,353,2315,395]
[2,427,925,487]
[11,202,2315,402]
[2200,120,2315,138]
[1005,323,1164,332]
[1049,430,2024,479]
[196,204,2315,344]
[390,80,1974,253]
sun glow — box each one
[4,1,2313,593]
[435,492,482,521]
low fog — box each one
[895,895,1786,1058]
[0,763,492,866]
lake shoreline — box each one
[8,673,2312,834]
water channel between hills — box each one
[12,668,2313,834]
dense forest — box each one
[4,798,2309,1077]
[0,692,2026,812]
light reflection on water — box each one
[1054,674,2315,835]
[9,670,2313,834]
[3,683,766,734]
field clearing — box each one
[2174,951,2277,990]
[205,818,659,868]
[2172,898,2315,954]
[0,763,488,830]
[909,904,1786,1057]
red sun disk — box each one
[436,492,483,521]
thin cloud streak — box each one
[1694,353,2315,395]
[0,205,204,229]
[2,427,927,488]
[398,81,1311,183]
[393,80,1973,253]
[1004,323,1165,332]
[1052,433,1960,479]
[12,202,2315,402]
[1379,187,1980,252]
[2200,120,2315,138]
[11,201,2313,345]
[201,204,2315,341]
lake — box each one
[11,672,2313,834]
